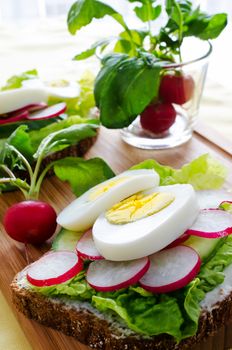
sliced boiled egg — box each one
[57,169,160,231]
[92,184,199,261]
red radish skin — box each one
[11,103,48,115]
[0,110,29,125]
[76,229,104,261]
[87,257,150,292]
[166,233,189,249]
[27,102,66,121]
[159,74,195,105]
[140,246,201,293]
[3,200,57,244]
[185,209,232,238]
[27,251,83,287]
[140,102,176,134]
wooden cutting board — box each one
[0,126,232,350]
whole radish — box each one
[4,201,57,244]
[0,131,63,245]
[159,73,195,105]
[140,102,176,134]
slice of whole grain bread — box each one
[11,265,232,350]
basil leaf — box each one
[53,157,115,196]
[94,53,161,128]
[67,0,127,35]
[94,53,128,115]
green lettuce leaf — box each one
[53,157,115,196]
[31,271,95,300]
[93,292,183,339]
[198,236,232,292]
[220,201,232,213]
[31,233,232,341]
[132,154,227,189]
[1,69,38,91]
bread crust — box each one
[11,274,232,350]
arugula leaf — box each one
[0,118,61,140]
[7,125,34,162]
[53,157,115,196]
[94,53,161,128]
[114,29,147,56]
[186,13,228,40]
[1,69,38,91]
[129,0,162,23]
[29,116,98,152]
[33,123,98,159]
[0,118,98,164]
[73,38,112,61]
[67,0,128,35]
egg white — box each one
[92,184,199,261]
[0,87,48,114]
[57,169,160,231]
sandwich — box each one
[11,156,232,349]
[0,70,99,188]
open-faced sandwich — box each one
[0,70,99,188]
[10,155,232,349]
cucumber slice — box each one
[184,235,226,263]
[52,228,83,251]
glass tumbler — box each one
[121,39,212,150]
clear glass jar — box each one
[121,38,212,149]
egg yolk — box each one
[106,192,175,224]
[89,177,128,201]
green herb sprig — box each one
[67,0,227,129]
[0,125,114,199]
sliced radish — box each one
[27,102,66,120]
[196,190,232,209]
[76,229,104,260]
[140,246,201,293]
[185,209,232,238]
[87,257,150,292]
[27,250,83,287]
[166,233,189,249]
[14,102,48,114]
[0,110,29,125]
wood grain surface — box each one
[0,127,232,350]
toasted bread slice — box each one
[11,265,232,350]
